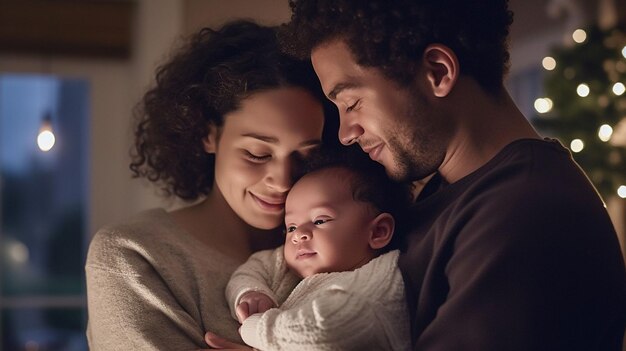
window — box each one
[0,74,89,351]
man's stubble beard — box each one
[385,89,448,182]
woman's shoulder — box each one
[86,208,189,270]
[91,208,176,244]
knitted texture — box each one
[86,209,243,350]
[227,248,411,350]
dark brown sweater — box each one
[399,138,626,351]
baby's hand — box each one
[236,291,276,323]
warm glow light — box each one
[534,98,553,113]
[8,241,29,264]
[572,29,587,43]
[542,56,556,70]
[622,45,626,59]
[577,83,590,97]
[37,130,55,152]
[598,124,613,142]
[618,185,626,198]
[612,82,625,96]
[570,139,584,152]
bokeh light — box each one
[570,139,584,153]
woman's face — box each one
[206,87,325,230]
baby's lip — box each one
[296,249,317,259]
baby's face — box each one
[283,168,378,278]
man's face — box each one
[311,40,449,181]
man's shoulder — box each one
[412,138,613,243]
[463,138,602,210]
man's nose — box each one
[338,117,365,146]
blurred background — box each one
[0,0,624,350]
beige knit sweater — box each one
[227,248,411,351]
[85,209,244,350]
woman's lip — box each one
[250,193,285,212]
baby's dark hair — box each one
[297,145,413,251]
[285,0,513,95]
[130,20,332,200]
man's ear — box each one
[368,213,395,250]
[202,124,219,154]
[422,44,459,98]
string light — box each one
[542,56,556,70]
[618,185,626,199]
[598,124,613,142]
[570,139,584,152]
[37,112,55,152]
[576,83,590,97]
[534,98,553,113]
[572,29,587,43]
[612,82,625,96]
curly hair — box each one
[286,0,514,94]
[130,20,330,200]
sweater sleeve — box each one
[239,287,391,350]
[225,246,300,321]
[85,229,206,351]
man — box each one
[284,0,626,350]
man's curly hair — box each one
[286,0,514,94]
[130,20,329,200]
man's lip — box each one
[250,193,285,212]
[362,143,383,161]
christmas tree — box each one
[533,22,626,200]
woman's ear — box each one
[422,44,459,98]
[202,124,219,154]
[368,213,395,250]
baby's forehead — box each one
[301,166,355,186]
[288,167,356,198]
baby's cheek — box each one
[283,245,295,266]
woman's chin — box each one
[245,215,283,231]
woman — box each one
[85,21,331,350]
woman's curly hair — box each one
[130,20,329,201]
[286,0,514,94]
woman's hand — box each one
[202,331,253,350]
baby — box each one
[225,148,412,350]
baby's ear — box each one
[368,213,395,250]
[202,123,219,154]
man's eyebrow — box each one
[328,82,361,100]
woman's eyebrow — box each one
[241,133,278,143]
[242,133,322,147]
